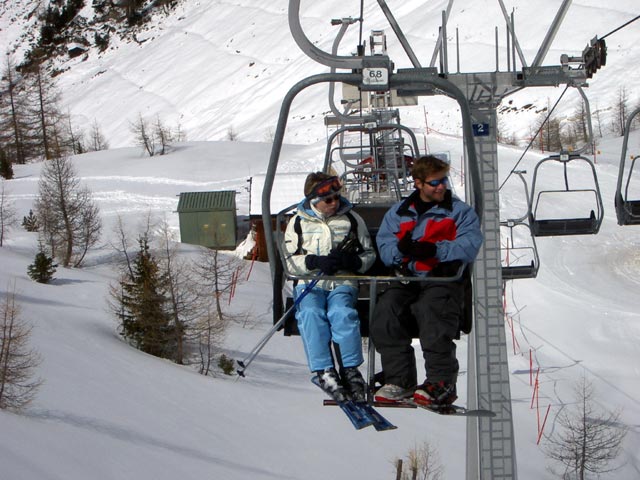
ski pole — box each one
[236,233,359,376]
[236,274,321,377]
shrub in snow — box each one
[27,245,57,284]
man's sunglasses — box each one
[420,177,448,187]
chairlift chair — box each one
[501,171,540,280]
[323,122,420,198]
[614,106,640,226]
[261,3,484,411]
[501,220,540,280]
[529,153,604,236]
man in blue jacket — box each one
[371,155,483,406]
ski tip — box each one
[418,403,497,417]
[373,423,398,432]
[469,409,496,418]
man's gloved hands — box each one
[397,231,437,259]
[408,241,437,259]
[328,251,362,272]
[397,231,413,254]
[305,254,340,274]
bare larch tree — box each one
[544,376,628,479]
[0,286,42,411]
[35,155,102,267]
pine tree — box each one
[117,235,175,358]
[27,245,57,283]
[22,209,39,232]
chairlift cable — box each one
[600,14,640,41]
[499,15,640,191]
[498,85,570,191]
[358,0,365,46]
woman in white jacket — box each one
[283,172,376,402]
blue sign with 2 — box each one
[472,123,490,136]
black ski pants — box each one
[370,280,465,389]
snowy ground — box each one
[1,127,639,479]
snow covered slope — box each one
[1,127,640,479]
[1,1,639,148]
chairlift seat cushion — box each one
[532,212,598,237]
[502,263,537,280]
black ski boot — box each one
[316,367,349,402]
[342,366,366,403]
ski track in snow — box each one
[11,175,246,188]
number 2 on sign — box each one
[473,123,490,136]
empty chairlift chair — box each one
[501,220,540,280]
[614,106,640,226]
[529,153,604,236]
[501,171,540,280]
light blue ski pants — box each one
[294,284,363,372]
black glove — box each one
[397,231,437,259]
[305,254,340,275]
[397,231,413,254]
[408,241,437,259]
[328,251,362,272]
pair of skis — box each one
[333,399,398,431]
[314,377,495,431]
[311,377,397,431]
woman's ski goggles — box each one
[308,176,342,199]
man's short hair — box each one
[411,155,450,181]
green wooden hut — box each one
[177,191,237,249]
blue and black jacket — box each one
[376,189,483,276]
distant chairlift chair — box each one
[529,153,604,236]
[614,106,640,226]
[501,171,540,280]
